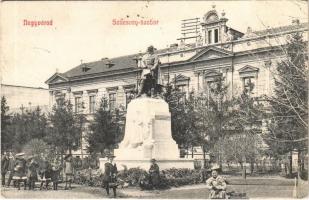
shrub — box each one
[73,167,208,189]
[22,139,55,162]
[162,168,204,187]
[118,167,147,186]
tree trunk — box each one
[250,160,254,174]
[297,150,301,176]
[242,158,247,179]
[191,146,194,158]
[255,161,259,171]
[202,146,207,169]
[288,151,293,176]
[300,151,305,172]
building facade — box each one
[45,8,308,156]
[1,84,50,114]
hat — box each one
[147,45,154,51]
[107,154,116,158]
[211,164,220,171]
[27,156,34,160]
[64,154,72,160]
[150,158,156,162]
[16,153,25,157]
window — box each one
[208,30,212,44]
[89,96,96,113]
[177,85,186,93]
[176,85,187,103]
[109,93,116,110]
[243,77,255,94]
[125,91,134,108]
[214,29,219,43]
[55,97,64,106]
[75,97,82,113]
[206,80,219,94]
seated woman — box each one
[206,165,227,199]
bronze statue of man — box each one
[137,45,160,97]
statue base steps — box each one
[99,158,194,171]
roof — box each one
[46,22,307,85]
[63,53,140,78]
[252,23,307,36]
[1,84,49,90]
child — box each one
[64,154,74,190]
[51,158,62,190]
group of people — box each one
[2,151,227,199]
[102,155,161,198]
[102,154,227,199]
[1,151,74,191]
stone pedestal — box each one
[99,97,194,171]
[114,97,179,160]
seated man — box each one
[206,165,227,199]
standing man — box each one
[39,153,51,190]
[27,156,38,190]
[64,154,74,190]
[1,152,9,186]
[149,158,160,189]
[137,45,160,97]
[102,155,118,198]
[206,164,227,199]
[6,152,15,187]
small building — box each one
[1,84,50,114]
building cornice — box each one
[49,68,141,87]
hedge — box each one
[73,167,210,189]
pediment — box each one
[238,65,259,73]
[45,73,68,84]
[172,74,190,82]
[190,46,233,61]
[204,70,222,78]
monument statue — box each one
[137,45,161,97]
[111,45,187,170]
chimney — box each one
[292,19,300,25]
[105,59,114,68]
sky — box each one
[0,1,307,88]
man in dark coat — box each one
[39,154,51,190]
[149,158,160,189]
[1,152,9,186]
[103,155,118,197]
[6,152,15,187]
[27,157,38,190]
